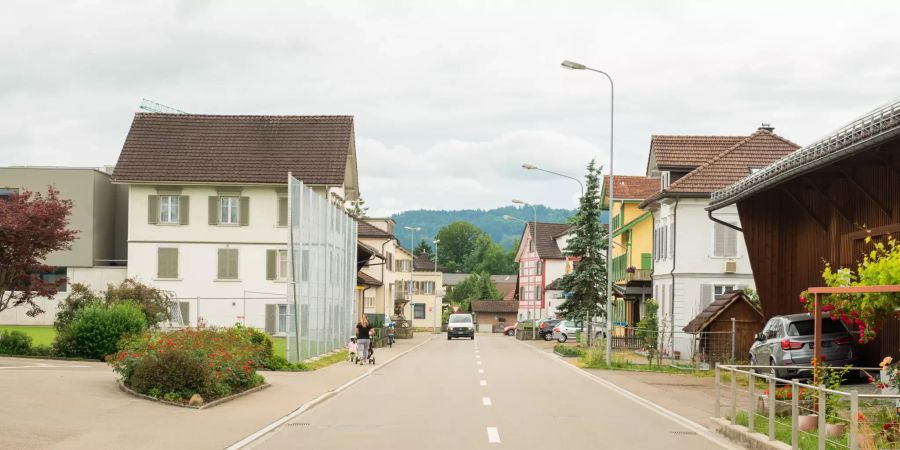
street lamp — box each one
[433,238,440,334]
[521,163,584,197]
[561,59,615,365]
[512,199,539,339]
[404,226,420,323]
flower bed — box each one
[107,327,267,406]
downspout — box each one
[707,209,743,232]
[669,196,679,364]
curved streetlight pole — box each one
[432,238,440,334]
[512,199,539,339]
[522,163,584,197]
[561,59,614,365]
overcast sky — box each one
[3,1,898,216]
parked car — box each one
[447,313,475,340]
[539,319,562,341]
[503,323,517,336]
[749,313,857,378]
[553,320,584,343]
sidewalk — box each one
[0,333,434,450]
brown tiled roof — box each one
[545,278,563,290]
[650,135,746,169]
[357,220,392,238]
[470,300,519,313]
[683,291,761,333]
[112,113,353,185]
[525,222,572,259]
[357,271,382,286]
[602,175,660,202]
[357,241,384,260]
[495,282,517,301]
[413,253,446,272]
[641,130,799,207]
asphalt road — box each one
[249,334,732,449]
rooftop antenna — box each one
[139,98,188,114]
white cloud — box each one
[2,0,899,215]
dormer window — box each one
[660,171,671,189]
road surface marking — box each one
[0,364,89,370]
[225,336,436,450]
[482,397,492,406]
[480,380,487,386]
[477,361,482,365]
[478,369,484,373]
[487,427,501,443]
[476,355,480,359]
[523,343,738,449]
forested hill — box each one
[391,206,603,249]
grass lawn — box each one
[270,336,346,371]
[0,325,56,347]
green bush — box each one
[55,303,146,360]
[54,284,102,331]
[553,344,584,357]
[108,328,267,402]
[0,330,33,355]
[129,350,210,399]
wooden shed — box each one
[683,291,764,364]
[707,100,900,364]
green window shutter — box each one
[179,196,190,225]
[265,304,276,334]
[208,196,219,225]
[148,195,159,224]
[239,196,250,226]
[278,196,288,227]
[641,253,652,270]
[157,248,178,278]
[266,249,277,280]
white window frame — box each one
[276,249,289,280]
[364,296,375,309]
[220,196,240,225]
[277,304,288,333]
[413,303,426,319]
[159,195,180,224]
[714,285,736,296]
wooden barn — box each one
[682,291,764,364]
[707,100,900,364]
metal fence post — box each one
[850,390,858,450]
[818,387,826,450]
[791,380,799,450]
[731,369,737,425]
[714,364,721,418]
[748,371,755,432]
[731,317,736,363]
[768,376,776,441]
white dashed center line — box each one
[487,427,501,443]
[478,369,484,374]
[476,355,480,359]
[482,397,492,406]
[480,380,487,386]
[477,361,482,365]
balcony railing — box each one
[626,269,652,282]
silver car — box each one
[749,313,856,378]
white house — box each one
[638,126,799,357]
[111,113,359,332]
[513,222,573,321]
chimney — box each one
[758,123,775,133]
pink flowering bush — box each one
[800,235,900,343]
[107,327,266,402]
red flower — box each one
[799,296,806,303]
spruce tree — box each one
[555,159,608,321]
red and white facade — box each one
[513,222,572,321]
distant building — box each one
[0,167,128,325]
[512,222,573,321]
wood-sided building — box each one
[707,101,900,363]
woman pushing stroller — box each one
[355,316,375,365]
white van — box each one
[447,314,475,340]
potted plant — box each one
[820,364,852,437]
[757,386,811,416]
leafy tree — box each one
[743,287,760,309]
[555,160,608,322]
[346,197,368,219]
[465,234,517,274]
[636,299,660,366]
[435,221,488,273]
[413,239,433,259]
[0,187,77,317]
[56,279,173,330]
[446,272,502,311]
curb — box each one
[0,353,100,363]
[519,339,741,450]
[117,380,272,410]
[224,335,435,450]
[711,417,791,450]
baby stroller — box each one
[347,337,357,363]
[355,339,376,365]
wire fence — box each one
[599,325,739,368]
